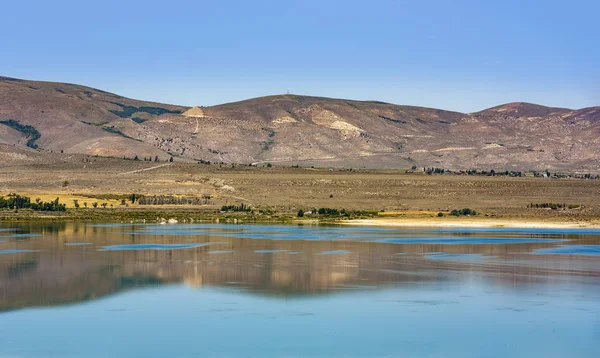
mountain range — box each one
[1,76,599,171]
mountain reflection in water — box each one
[0,222,600,312]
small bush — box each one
[450,208,476,216]
[437,212,444,217]
[318,208,339,216]
[297,209,304,217]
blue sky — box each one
[1,0,598,112]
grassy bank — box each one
[2,161,600,225]
[2,206,599,229]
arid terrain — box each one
[2,76,600,225]
[1,144,600,226]
[2,76,600,171]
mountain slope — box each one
[1,76,599,170]
[0,76,187,159]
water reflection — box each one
[0,222,599,313]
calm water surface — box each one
[0,223,599,357]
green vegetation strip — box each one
[0,119,41,148]
[109,102,182,118]
[101,126,141,141]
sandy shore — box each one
[340,218,600,229]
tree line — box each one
[0,194,66,211]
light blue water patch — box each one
[0,233,43,239]
[415,227,600,235]
[123,224,414,242]
[533,245,600,256]
[254,250,290,254]
[1,284,599,358]
[120,224,585,244]
[316,250,351,255]
[0,249,39,254]
[100,242,226,251]
[208,250,234,255]
[377,237,565,245]
[65,242,92,246]
[425,253,487,261]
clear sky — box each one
[1,0,598,112]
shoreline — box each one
[338,218,600,229]
[0,212,600,229]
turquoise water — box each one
[0,223,599,357]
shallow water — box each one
[0,222,599,357]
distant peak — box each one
[478,102,572,117]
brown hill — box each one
[1,76,599,171]
[0,76,187,160]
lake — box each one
[0,222,599,357]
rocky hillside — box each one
[1,76,599,171]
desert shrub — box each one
[258,208,275,215]
[437,212,444,217]
[221,203,252,212]
[529,203,566,210]
[137,195,212,205]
